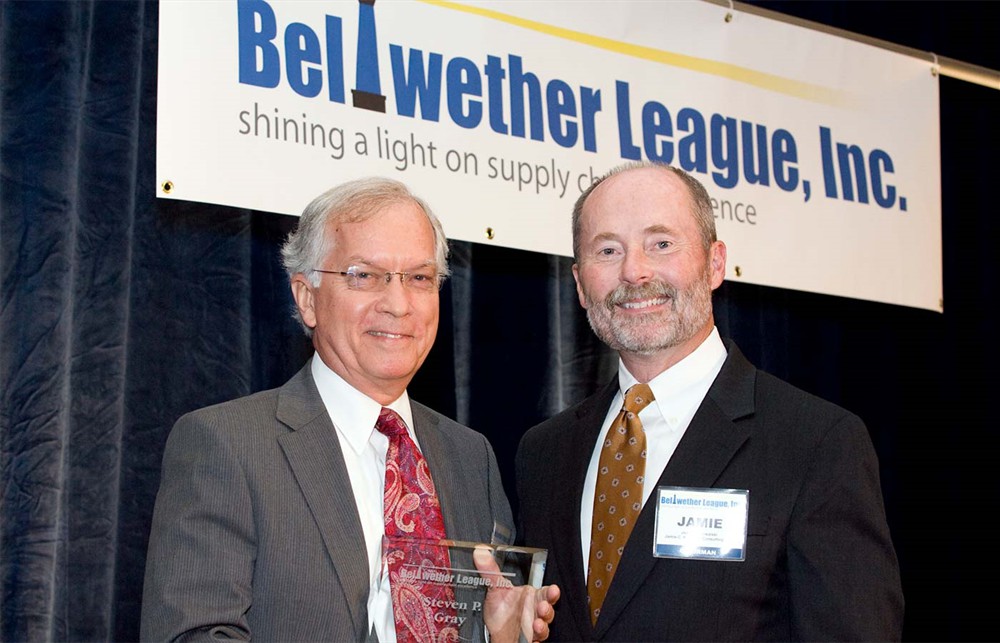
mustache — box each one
[602,281,676,310]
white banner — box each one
[157,0,942,311]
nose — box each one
[620,247,654,284]
[374,276,411,317]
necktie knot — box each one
[376,407,408,438]
[623,383,654,415]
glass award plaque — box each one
[382,536,547,643]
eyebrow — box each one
[643,224,676,236]
[588,224,677,245]
[343,257,437,271]
[589,232,621,245]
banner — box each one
[157,0,942,311]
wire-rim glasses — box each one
[313,265,443,292]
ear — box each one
[572,263,589,308]
[708,240,727,290]
[290,274,318,330]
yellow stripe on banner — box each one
[419,0,850,107]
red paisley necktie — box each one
[377,407,457,643]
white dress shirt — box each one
[579,328,728,575]
[311,356,420,643]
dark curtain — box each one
[1,1,996,640]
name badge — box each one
[653,486,749,561]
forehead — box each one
[581,168,698,237]
[324,200,436,263]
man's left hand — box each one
[474,547,561,643]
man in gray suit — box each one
[142,178,557,642]
[516,163,903,641]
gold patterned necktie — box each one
[586,383,654,625]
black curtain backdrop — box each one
[1,1,997,640]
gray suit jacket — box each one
[142,363,512,642]
[516,341,903,641]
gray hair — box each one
[571,162,716,260]
[281,177,450,333]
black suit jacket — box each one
[516,342,903,641]
[142,363,512,642]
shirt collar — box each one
[618,327,727,409]
[310,355,414,456]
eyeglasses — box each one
[313,266,443,292]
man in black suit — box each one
[516,163,903,641]
[142,177,557,642]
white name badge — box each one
[653,486,749,561]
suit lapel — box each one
[275,365,369,638]
[409,404,464,538]
[553,378,619,641]
[594,344,757,639]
